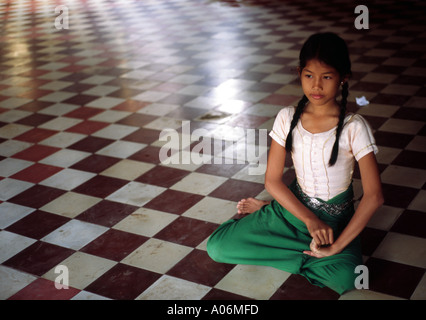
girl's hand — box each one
[303,239,340,258]
[305,217,334,247]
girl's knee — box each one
[305,262,358,295]
[206,231,230,263]
[206,235,221,262]
[206,220,239,263]
[326,263,358,294]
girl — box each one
[206,32,384,295]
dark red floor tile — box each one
[390,210,426,238]
[381,183,419,208]
[143,189,204,215]
[351,81,387,92]
[260,94,300,106]
[374,131,414,149]
[108,87,142,99]
[116,113,158,127]
[360,115,388,130]
[158,93,196,105]
[14,128,58,143]
[76,200,139,227]
[246,82,282,93]
[165,106,206,121]
[196,162,247,177]
[10,163,63,184]
[167,249,234,287]
[372,65,405,75]
[370,93,410,106]
[8,278,80,300]
[188,137,226,156]
[62,83,96,93]
[135,166,190,188]
[152,82,186,93]
[360,227,388,256]
[12,145,61,162]
[154,216,218,247]
[5,210,70,239]
[366,257,425,299]
[3,241,74,276]
[393,75,426,86]
[65,120,109,135]
[393,107,426,122]
[68,136,115,153]
[17,100,53,112]
[85,263,161,300]
[64,106,104,119]
[208,179,265,202]
[122,128,161,144]
[202,288,253,300]
[59,65,88,73]
[8,185,66,209]
[18,89,53,100]
[72,175,128,198]
[80,229,148,261]
[111,100,150,112]
[226,114,270,129]
[391,150,426,170]
[62,94,99,106]
[15,113,55,127]
[270,274,339,300]
[128,145,162,164]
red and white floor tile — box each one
[0,0,425,300]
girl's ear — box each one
[341,74,350,86]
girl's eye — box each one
[305,74,313,79]
[324,76,332,80]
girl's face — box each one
[299,59,344,110]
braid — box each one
[285,95,308,153]
[329,82,349,166]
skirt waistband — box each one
[291,181,354,217]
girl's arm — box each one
[332,152,384,253]
[306,152,384,258]
[265,140,335,246]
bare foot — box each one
[237,198,270,214]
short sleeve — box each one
[348,114,379,161]
[269,107,294,147]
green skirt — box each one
[207,180,362,295]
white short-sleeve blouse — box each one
[269,106,378,201]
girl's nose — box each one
[312,78,322,90]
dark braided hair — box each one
[285,32,352,166]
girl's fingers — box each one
[303,250,314,256]
[318,231,327,246]
[312,230,333,246]
[313,234,322,247]
[310,239,320,253]
[320,229,333,245]
[328,231,334,244]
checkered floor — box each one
[0,0,425,300]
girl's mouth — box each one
[311,94,324,100]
